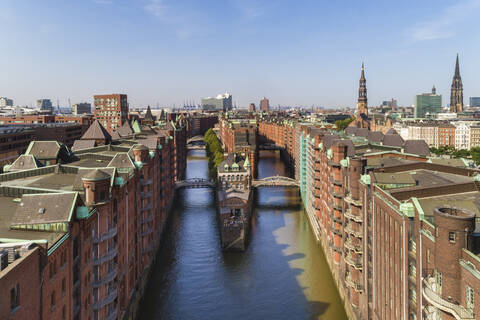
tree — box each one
[335,118,354,131]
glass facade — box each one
[414,94,442,118]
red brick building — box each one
[0,118,186,320]
[93,94,128,133]
[257,117,480,320]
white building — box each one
[0,97,13,107]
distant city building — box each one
[381,99,397,109]
[201,93,232,111]
[450,54,463,113]
[469,97,480,107]
[260,97,269,112]
[0,97,13,107]
[249,103,256,112]
[36,99,53,112]
[414,86,442,118]
[93,94,128,132]
[72,102,91,115]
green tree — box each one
[335,118,354,131]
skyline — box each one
[1,0,480,108]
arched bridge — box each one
[258,143,284,151]
[187,135,204,144]
[175,178,216,189]
[252,175,299,188]
[187,145,206,150]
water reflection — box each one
[139,150,347,320]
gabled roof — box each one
[110,130,122,140]
[322,133,340,149]
[8,155,43,171]
[116,120,134,137]
[82,169,111,181]
[355,128,369,138]
[144,105,154,121]
[72,140,96,151]
[345,127,359,135]
[403,140,430,156]
[367,131,384,143]
[107,153,135,169]
[383,134,404,147]
[10,193,77,227]
[26,141,63,160]
[81,120,111,141]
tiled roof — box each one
[81,120,111,141]
[72,140,96,151]
[10,193,77,226]
[403,140,430,156]
[26,141,62,160]
[8,155,42,171]
[383,134,404,147]
[107,153,135,169]
[116,121,134,137]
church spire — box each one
[455,53,460,78]
[357,62,368,116]
[450,54,463,113]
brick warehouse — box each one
[258,117,480,320]
[219,114,258,177]
[0,117,187,320]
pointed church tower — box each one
[450,54,464,113]
[357,62,368,116]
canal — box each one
[139,150,347,320]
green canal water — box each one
[139,150,347,320]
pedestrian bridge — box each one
[187,135,204,144]
[175,178,216,189]
[187,145,206,150]
[252,175,299,188]
[258,143,284,151]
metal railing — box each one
[345,274,363,292]
[345,253,363,270]
[345,193,362,207]
[344,209,363,223]
[92,266,118,288]
[345,223,363,238]
[422,279,474,320]
[93,247,118,266]
[93,288,117,311]
[344,238,362,253]
[93,226,117,244]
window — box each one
[62,306,66,320]
[427,249,431,263]
[467,285,474,309]
[62,278,66,296]
[51,291,56,311]
[449,232,456,243]
[10,284,20,312]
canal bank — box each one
[139,149,347,319]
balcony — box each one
[93,247,118,266]
[422,279,474,320]
[142,214,153,224]
[93,288,118,311]
[142,227,153,237]
[142,243,154,255]
[345,274,363,292]
[345,223,363,238]
[140,178,152,186]
[344,209,363,223]
[93,266,118,288]
[345,194,362,207]
[331,190,343,198]
[106,309,118,320]
[345,253,363,270]
[141,191,152,199]
[344,238,362,254]
[93,226,118,244]
[141,203,153,212]
[330,176,342,186]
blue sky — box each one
[0,0,479,108]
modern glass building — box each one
[414,91,442,118]
[201,93,232,111]
[470,97,480,107]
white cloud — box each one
[144,0,167,19]
[407,0,480,42]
